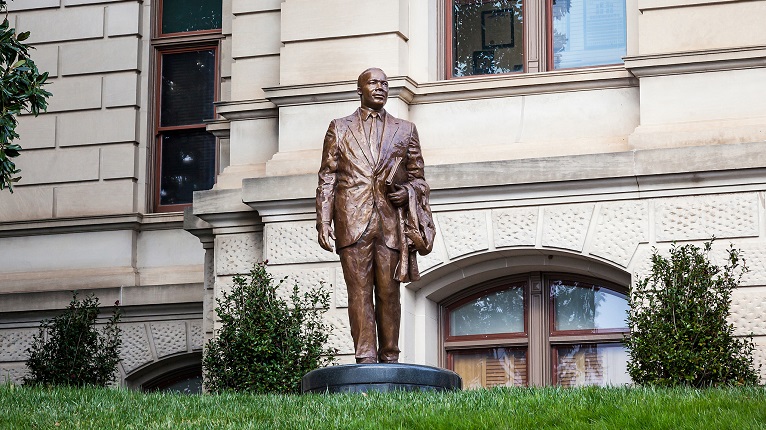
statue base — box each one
[301,363,462,394]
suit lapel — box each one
[346,109,374,167]
[375,112,400,171]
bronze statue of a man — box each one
[317,68,434,364]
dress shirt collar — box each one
[360,107,386,121]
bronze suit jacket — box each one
[317,108,427,251]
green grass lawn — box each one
[1,384,765,430]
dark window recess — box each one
[160,50,216,127]
[161,0,222,34]
[159,129,216,206]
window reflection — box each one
[551,0,626,69]
[450,287,524,336]
[555,343,630,387]
[452,348,527,389]
[551,280,627,332]
[452,0,524,77]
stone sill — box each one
[624,45,766,76]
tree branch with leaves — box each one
[0,0,51,193]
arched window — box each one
[443,273,629,388]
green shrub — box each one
[203,262,337,394]
[626,241,759,387]
[24,292,122,387]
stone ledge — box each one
[625,45,766,77]
[239,141,766,221]
[0,213,184,238]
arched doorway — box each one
[124,352,202,394]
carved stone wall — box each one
[655,193,759,242]
[265,221,339,264]
[215,233,263,276]
[245,191,766,377]
[0,319,203,385]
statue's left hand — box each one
[388,185,408,207]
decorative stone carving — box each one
[0,365,28,385]
[628,246,655,287]
[265,221,340,264]
[542,204,594,252]
[120,323,153,374]
[590,202,649,267]
[493,207,537,248]
[655,193,759,242]
[335,268,348,308]
[438,211,489,260]
[204,249,215,290]
[150,322,187,359]
[751,339,766,383]
[0,328,37,362]
[730,290,766,336]
[203,291,215,334]
[215,233,263,276]
[325,311,355,355]
[190,321,204,351]
[267,267,332,304]
[737,243,766,287]
[417,248,444,274]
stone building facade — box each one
[1,0,766,388]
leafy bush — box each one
[0,0,52,192]
[626,241,759,387]
[203,262,337,394]
[24,292,122,387]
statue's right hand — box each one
[318,223,336,252]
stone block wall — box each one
[0,0,143,222]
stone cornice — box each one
[210,67,636,123]
[624,45,766,77]
[262,75,418,107]
[214,99,278,121]
[0,212,184,238]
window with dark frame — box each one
[446,0,627,78]
[153,0,222,212]
[444,274,630,388]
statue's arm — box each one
[316,120,338,252]
[388,123,426,207]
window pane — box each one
[452,348,527,389]
[450,287,524,336]
[551,280,627,331]
[555,343,630,387]
[160,50,216,127]
[452,0,523,77]
[160,129,216,206]
[162,0,222,34]
[551,0,626,69]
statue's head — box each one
[357,68,388,111]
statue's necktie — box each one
[369,113,379,163]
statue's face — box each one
[357,69,388,111]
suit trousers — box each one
[339,209,401,363]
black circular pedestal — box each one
[301,363,462,394]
